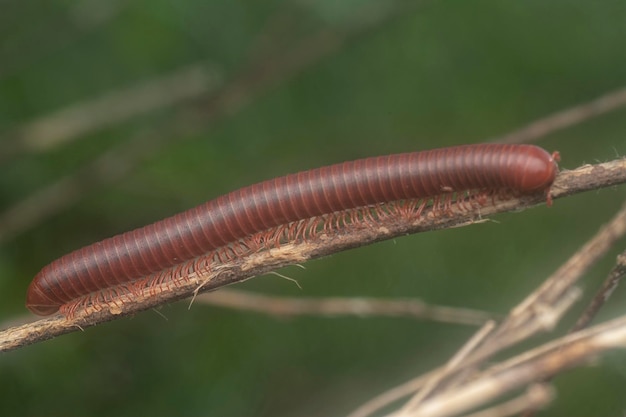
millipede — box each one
[26,143,559,316]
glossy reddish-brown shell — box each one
[26,144,558,315]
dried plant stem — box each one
[0,159,624,352]
[1,65,221,158]
[347,374,434,417]
[397,321,497,412]
[492,202,626,339]
[518,249,626,417]
[461,385,554,417]
[402,315,626,417]
[572,249,626,331]
[493,86,626,144]
[196,289,494,326]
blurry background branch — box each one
[196,289,495,325]
[0,65,222,158]
[0,0,421,245]
[492,86,626,144]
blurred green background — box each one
[1,0,626,416]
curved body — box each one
[26,144,558,315]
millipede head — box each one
[517,146,559,194]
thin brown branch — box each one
[397,321,497,412]
[0,128,177,245]
[492,86,626,144]
[196,289,494,325]
[0,65,221,160]
[0,159,623,352]
[572,249,626,331]
[347,373,434,417]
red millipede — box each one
[26,144,559,316]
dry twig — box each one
[572,249,626,331]
[492,86,626,144]
[395,314,626,417]
[196,289,494,326]
[460,385,554,417]
[0,65,221,159]
[1,159,624,353]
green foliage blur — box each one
[1,1,625,416]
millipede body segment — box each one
[26,144,559,316]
